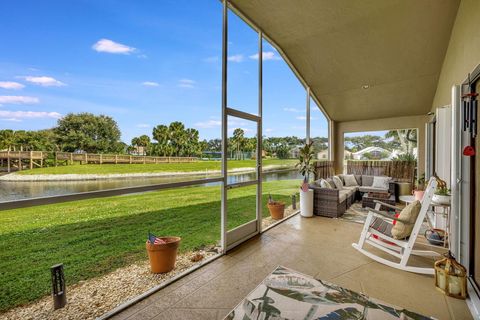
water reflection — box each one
[0,170,301,202]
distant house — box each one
[343,150,352,159]
[289,145,302,159]
[317,149,328,160]
[129,146,146,156]
[352,146,391,160]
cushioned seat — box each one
[339,190,350,202]
[359,186,389,193]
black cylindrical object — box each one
[51,264,67,309]
[292,194,296,210]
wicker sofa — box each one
[309,174,395,218]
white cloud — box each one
[296,116,318,120]
[178,79,196,88]
[0,95,39,105]
[0,118,22,122]
[0,81,25,90]
[0,110,61,120]
[265,128,274,133]
[136,123,151,128]
[194,117,250,129]
[249,51,281,61]
[194,120,221,129]
[23,76,65,87]
[142,81,159,87]
[228,54,244,62]
[283,107,302,113]
[92,39,136,54]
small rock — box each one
[190,252,204,262]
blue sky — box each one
[0,0,328,143]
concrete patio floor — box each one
[111,214,472,320]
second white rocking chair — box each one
[352,177,440,275]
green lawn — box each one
[15,159,297,175]
[0,179,300,312]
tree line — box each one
[0,112,329,158]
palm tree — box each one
[232,128,245,160]
[152,125,170,156]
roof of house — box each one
[352,146,391,156]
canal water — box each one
[0,170,302,202]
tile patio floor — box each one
[111,214,472,320]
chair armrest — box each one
[369,208,412,224]
[373,200,402,211]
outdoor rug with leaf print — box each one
[225,266,431,320]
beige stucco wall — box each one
[332,115,428,175]
[432,0,480,109]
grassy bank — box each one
[15,159,297,175]
[0,179,299,312]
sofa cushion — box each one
[362,175,374,186]
[339,190,350,202]
[359,186,389,193]
[354,174,362,185]
[343,174,359,187]
[391,200,421,239]
[320,179,333,189]
[326,178,335,188]
[332,176,343,190]
[372,176,391,189]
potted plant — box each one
[146,233,181,273]
[430,173,450,204]
[433,186,451,204]
[413,173,425,201]
[295,141,315,217]
[267,194,285,220]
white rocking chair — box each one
[352,177,440,275]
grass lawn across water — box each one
[15,159,297,175]
[0,179,300,312]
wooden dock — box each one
[0,151,46,172]
[0,151,198,172]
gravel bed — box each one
[0,249,219,320]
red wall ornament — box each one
[463,145,475,156]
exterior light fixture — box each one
[362,84,370,89]
[51,263,67,309]
[434,252,467,299]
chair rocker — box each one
[352,177,440,275]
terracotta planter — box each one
[146,236,181,273]
[267,201,285,220]
[413,190,424,201]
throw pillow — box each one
[391,200,421,239]
[372,176,391,189]
[332,176,343,190]
[320,179,332,189]
[343,174,358,187]
[313,179,323,187]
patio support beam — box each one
[220,0,228,253]
[256,31,263,232]
[306,87,311,144]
